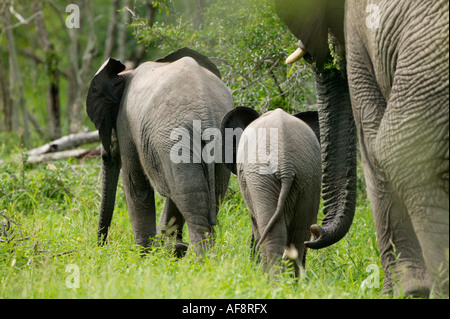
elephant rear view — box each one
[275,0,449,297]
[221,107,321,276]
[86,48,233,255]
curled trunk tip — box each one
[304,212,355,249]
[304,224,325,249]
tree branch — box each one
[232,56,282,94]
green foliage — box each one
[133,0,316,114]
[322,39,346,80]
[0,156,385,299]
[1,0,316,146]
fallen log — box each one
[26,148,97,164]
[27,130,100,156]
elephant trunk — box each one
[97,150,121,245]
[305,66,357,249]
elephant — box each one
[274,0,449,297]
[221,107,321,277]
[86,47,234,255]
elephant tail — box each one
[255,176,293,254]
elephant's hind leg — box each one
[288,196,319,278]
[245,179,287,275]
[158,197,188,257]
[366,173,430,297]
[158,197,185,243]
[347,47,429,296]
[376,64,449,297]
[167,163,215,256]
[171,191,213,256]
[121,158,157,250]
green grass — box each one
[0,155,386,299]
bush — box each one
[132,0,316,113]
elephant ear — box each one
[220,106,260,175]
[274,0,345,70]
[293,110,320,142]
[156,47,222,79]
[86,58,126,158]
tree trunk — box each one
[0,57,13,132]
[146,0,157,27]
[67,0,97,134]
[104,0,120,59]
[31,0,61,139]
[183,0,206,29]
[129,0,158,66]
[193,0,206,30]
[118,0,132,62]
[1,2,28,141]
[67,25,81,133]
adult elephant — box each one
[86,48,233,255]
[275,0,449,297]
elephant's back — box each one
[120,57,233,196]
[240,108,321,179]
[125,58,232,136]
[237,109,321,222]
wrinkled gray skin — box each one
[221,107,321,276]
[86,48,233,255]
[275,0,449,297]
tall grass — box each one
[0,155,386,299]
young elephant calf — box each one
[221,107,321,276]
[86,48,233,256]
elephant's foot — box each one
[390,266,431,298]
[174,242,189,258]
[143,230,189,258]
[158,234,190,258]
[136,242,153,257]
[394,279,430,299]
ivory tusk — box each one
[285,48,307,64]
